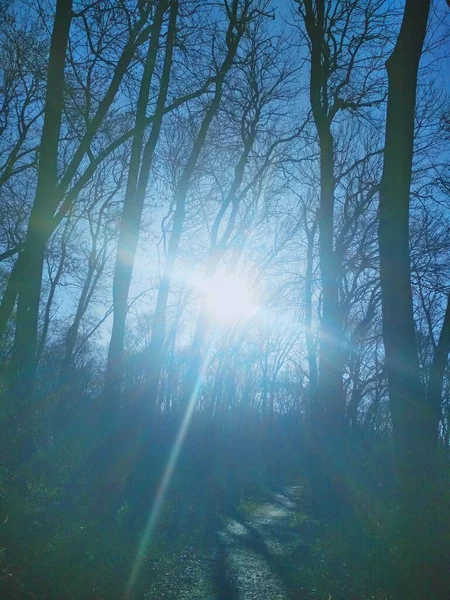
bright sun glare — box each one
[201,271,258,321]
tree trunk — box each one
[181,117,256,410]
[0,254,21,339]
[10,0,73,398]
[427,292,450,435]
[377,0,449,596]
[304,218,318,411]
[60,252,102,380]
[36,235,68,363]
[104,0,172,407]
[182,307,210,412]
[143,20,244,408]
[303,0,345,514]
[8,0,157,399]
[316,131,344,426]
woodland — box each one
[0,0,450,599]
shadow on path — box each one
[212,486,311,600]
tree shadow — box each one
[212,533,241,600]
[213,489,311,600]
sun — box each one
[200,271,258,322]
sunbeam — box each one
[124,336,217,599]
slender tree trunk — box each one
[181,121,256,409]
[36,238,68,362]
[7,1,157,399]
[427,292,450,434]
[144,202,187,408]
[0,6,158,364]
[104,0,173,407]
[304,217,318,413]
[62,321,81,378]
[261,352,269,414]
[303,0,344,514]
[160,292,187,412]
[60,256,102,379]
[181,253,221,410]
[347,376,362,429]
[0,254,21,339]
[143,20,243,408]
[183,309,210,407]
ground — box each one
[143,485,313,600]
[1,468,393,600]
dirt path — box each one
[212,485,308,600]
[143,485,311,600]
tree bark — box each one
[10,0,73,398]
[61,238,107,380]
[302,0,345,515]
[316,131,344,425]
[377,0,449,596]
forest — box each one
[0,0,449,598]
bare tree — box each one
[10,0,73,402]
[378,0,450,596]
[61,171,123,380]
[181,21,298,412]
[104,0,178,406]
[142,0,268,412]
[293,0,389,512]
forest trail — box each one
[142,484,314,599]
[212,485,308,600]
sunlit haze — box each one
[200,271,259,322]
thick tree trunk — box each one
[379,0,430,459]
[316,132,344,426]
[378,0,449,596]
[10,0,73,398]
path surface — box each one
[213,486,308,600]
[145,485,312,600]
